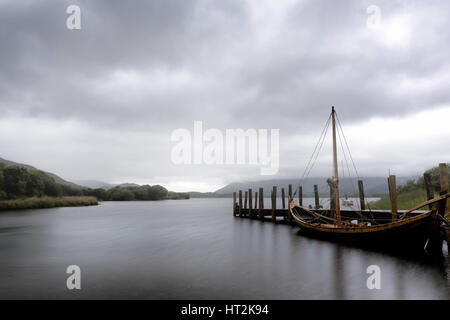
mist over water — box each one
[0,199,448,299]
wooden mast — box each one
[331,106,342,226]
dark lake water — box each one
[0,198,449,299]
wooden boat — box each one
[341,197,354,206]
[289,107,449,251]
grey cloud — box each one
[0,0,450,188]
[0,1,446,128]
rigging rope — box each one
[300,113,331,180]
[335,112,375,219]
[294,113,331,197]
[293,108,375,224]
[305,121,330,178]
[335,113,360,179]
[336,123,359,210]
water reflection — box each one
[0,198,448,299]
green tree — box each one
[3,166,28,198]
[26,171,45,197]
[0,167,5,199]
[42,173,62,197]
[134,185,155,200]
[82,188,107,200]
[108,187,135,201]
[148,185,168,200]
[0,167,6,200]
[417,164,450,192]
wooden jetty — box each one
[233,181,438,225]
[233,170,449,253]
[232,107,449,253]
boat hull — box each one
[290,205,435,251]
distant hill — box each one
[0,158,144,191]
[188,191,230,198]
[214,177,415,198]
[75,180,140,190]
[0,157,188,201]
[75,180,115,189]
[0,156,416,198]
[117,183,140,188]
[0,157,81,189]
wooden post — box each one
[261,188,264,209]
[329,180,336,212]
[288,184,293,223]
[439,163,449,214]
[358,180,366,211]
[281,188,286,209]
[248,188,253,217]
[233,192,237,216]
[298,186,303,206]
[388,175,397,221]
[270,190,273,219]
[314,185,319,209]
[238,190,243,217]
[423,173,434,210]
[254,192,257,209]
[426,192,446,255]
[437,192,447,215]
[272,186,277,222]
[244,191,248,210]
[438,163,450,252]
[259,188,264,220]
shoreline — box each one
[0,196,191,210]
[0,196,99,210]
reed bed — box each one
[0,196,98,210]
[368,189,427,210]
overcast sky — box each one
[1,0,449,191]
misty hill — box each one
[214,177,415,198]
[75,180,140,190]
[188,191,231,198]
[0,157,188,201]
[0,157,81,189]
[75,180,115,189]
[0,157,85,200]
[0,158,141,191]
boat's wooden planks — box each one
[290,205,432,234]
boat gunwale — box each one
[289,203,433,234]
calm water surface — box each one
[0,198,449,299]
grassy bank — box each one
[369,188,427,210]
[0,196,98,210]
[369,164,450,210]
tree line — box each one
[395,164,449,194]
[369,164,449,210]
[84,185,189,201]
[0,164,189,201]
